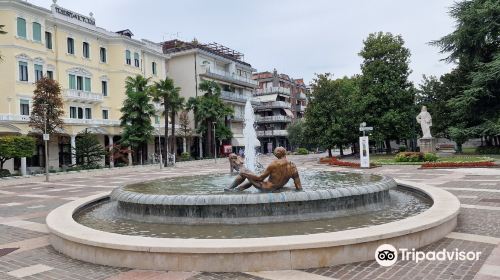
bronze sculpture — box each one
[228,153,244,174]
[226,147,302,192]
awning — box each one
[231,137,261,147]
[284,109,294,118]
[253,94,278,103]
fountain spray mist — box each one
[243,99,257,172]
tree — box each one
[120,75,155,164]
[29,78,65,134]
[178,110,193,153]
[287,119,307,150]
[359,32,415,153]
[169,90,185,154]
[431,0,500,147]
[0,135,36,171]
[304,74,361,156]
[150,78,181,164]
[186,80,233,157]
[73,130,107,168]
[0,25,7,61]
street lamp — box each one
[212,121,216,162]
[157,123,162,169]
[42,104,49,182]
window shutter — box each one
[69,74,76,90]
[17,18,26,38]
[85,77,91,92]
[32,22,41,42]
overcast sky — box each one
[31,0,457,85]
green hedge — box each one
[395,152,438,162]
[296,148,309,155]
[476,146,500,154]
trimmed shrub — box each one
[398,146,407,152]
[180,152,191,161]
[296,148,309,155]
[476,146,500,155]
[0,169,11,177]
[395,152,424,162]
[423,153,439,162]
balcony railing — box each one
[231,115,244,122]
[0,114,30,122]
[297,92,307,100]
[296,104,306,111]
[256,87,290,96]
[201,67,258,87]
[64,89,103,103]
[63,118,121,126]
[255,115,292,123]
[255,101,291,110]
[220,91,249,104]
[256,129,289,137]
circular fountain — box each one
[46,101,460,271]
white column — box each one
[183,137,187,153]
[199,135,203,158]
[20,157,27,176]
[108,135,114,168]
[70,135,76,166]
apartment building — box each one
[253,69,308,153]
[162,39,258,157]
[0,0,167,174]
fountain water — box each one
[243,99,257,172]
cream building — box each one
[0,0,167,175]
[163,40,258,157]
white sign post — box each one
[359,123,373,169]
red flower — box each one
[421,161,497,168]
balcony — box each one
[63,118,121,126]
[255,115,292,123]
[256,129,288,137]
[64,89,103,103]
[220,91,249,104]
[201,67,258,88]
[255,101,291,110]
[0,114,30,122]
[256,87,290,96]
[296,104,306,111]
[231,114,244,122]
[297,92,307,100]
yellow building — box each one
[0,0,167,174]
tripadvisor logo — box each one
[375,244,482,266]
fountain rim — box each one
[110,174,397,205]
[46,179,459,254]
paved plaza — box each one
[0,154,499,280]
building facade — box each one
[0,0,167,174]
[162,40,258,157]
[253,69,308,153]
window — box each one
[46,70,53,80]
[102,109,109,120]
[125,50,131,65]
[100,47,107,63]
[134,52,140,67]
[77,107,83,119]
[67,38,74,54]
[19,61,28,81]
[17,17,26,38]
[101,81,107,96]
[70,106,77,118]
[82,42,90,58]
[76,76,83,90]
[84,108,92,119]
[34,64,43,82]
[32,22,41,42]
[69,74,76,89]
[154,115,160,124]
[20,99,29,116]
[45,32,52,49]
[152,62,157,75]
[84,77,91,92]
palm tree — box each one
[186,80,233,157]
[150,77,181,166]
[120,75,155,165]
[169,90,185,154]
[0,25,7,61]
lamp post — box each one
[42,104,49,182]
[157,124,162,169]
[212,121,216,162]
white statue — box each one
[416,106,432,138]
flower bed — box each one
[421,161,498,169]
[328,157,377,168]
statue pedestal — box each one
[418,138,437,153]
